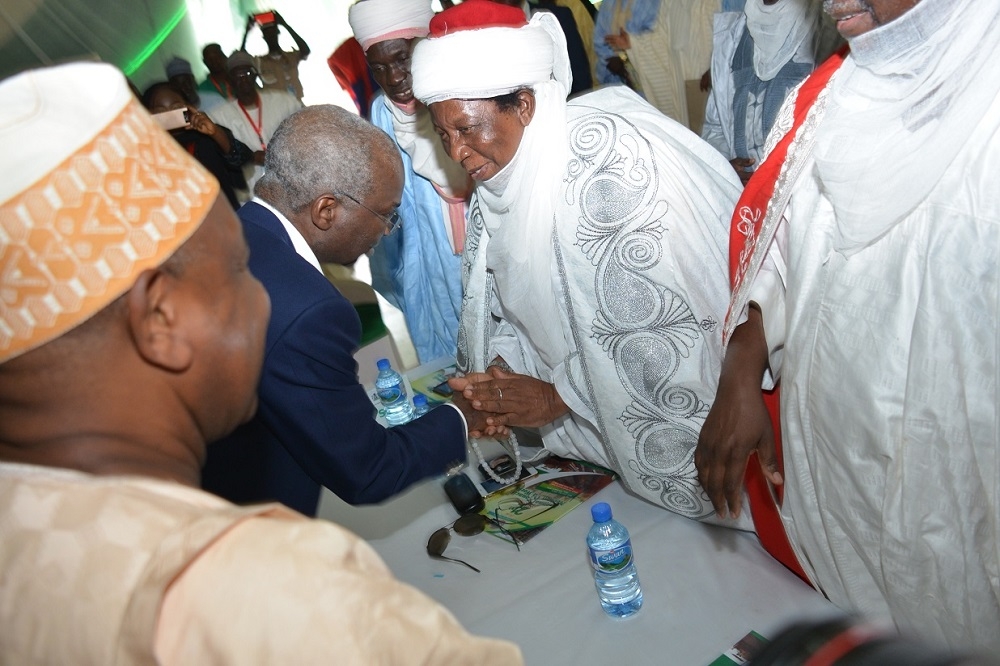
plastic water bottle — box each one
[375,358,413,426]
[587,502,643,617]
[412,393,431,417]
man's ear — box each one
[516,89,536,128]
[127,268,194,373]
[311,194,339,232]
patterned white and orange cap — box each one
[0,62,219,364]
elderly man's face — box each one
[430,93,533,182]
[320,155,404,266]
[366,38,416,107]
[823,0,921,39]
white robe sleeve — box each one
[701,84,730,157]
[701,12,744,159]
[747,215,788,390]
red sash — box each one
[728,46,849,586]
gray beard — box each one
[822,0,874,16]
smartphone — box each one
[431,380,453,398]
[443,473,484,515]
[254,11,276,26]
[479,454,516,480]
[151,108,190,131]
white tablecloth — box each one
[322,472,842,665]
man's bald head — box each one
[255,105,401,216]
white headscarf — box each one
[411,12,574,371]
[744,0,819,81]
[813,0,1000,255]
[347,0,434,52]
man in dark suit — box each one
[202,104,472,516]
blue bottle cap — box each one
[591,502,612,522]
[413,394,427,406]
[376,358,390,370]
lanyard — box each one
[238,98,266,150]
[210,76,232,99]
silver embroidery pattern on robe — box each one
[457,197,488,375]
[563,111,713,517]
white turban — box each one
[411,11,571,104]
[348,0,434,53]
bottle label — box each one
[590,539,633,572]
[376,386,402,403]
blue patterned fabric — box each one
[593,0,661,84]
[730,25,813,165]
[369,96,463,364]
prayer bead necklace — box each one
[469,430,522,485]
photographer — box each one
[143,81,254,209]
[241,10,310,101]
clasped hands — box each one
[447,366,568,439]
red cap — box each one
[428,0,528,37]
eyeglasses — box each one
[426,510,521,572]
[336,191,401,235]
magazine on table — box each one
[408,362,458,406]
[473,454,617,545]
